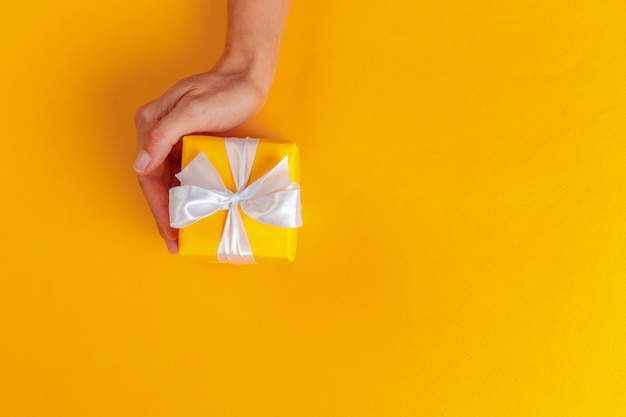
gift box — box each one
[169,136,302,264]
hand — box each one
[133,58,270,253]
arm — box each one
[133,0,292,253]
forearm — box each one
[215,0,292,97]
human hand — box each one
[133,57,272,253]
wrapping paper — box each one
[169,136,302,264]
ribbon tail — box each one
[217,204,255,264]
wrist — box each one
[214,44,279,99]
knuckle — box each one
[134,105,149,126]
[134,102,158,127]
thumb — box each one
[133,107,201,175]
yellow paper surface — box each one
[2,1,626,416]
[178,136,300,263]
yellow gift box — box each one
[176,135,301,264]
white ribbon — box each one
[169,138,302,264]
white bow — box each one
[169,138,302,264]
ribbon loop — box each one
[169,138,302,264]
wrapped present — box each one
[169,136,302,264]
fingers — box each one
[134,107,208,176]
[158,224,179,254]
[138,173,179,253]
[164,239,179,254]
[134,83,198,253]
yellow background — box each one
[1,1,625,415]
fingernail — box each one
[133,150,151,173]
[165,239,179,254]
